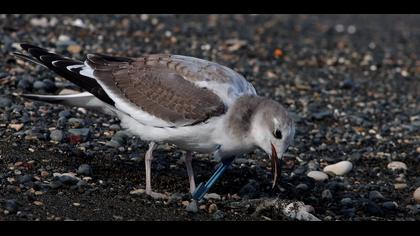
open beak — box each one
[270,143,280,189]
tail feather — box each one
[21,92,115,116]
[14,43,115,106]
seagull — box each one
[14,43,295,199]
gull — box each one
[14,44,295,199]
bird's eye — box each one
[273,129,282,139]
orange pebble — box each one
[274,48,283,58]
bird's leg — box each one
[144,141,168,199]
[185,151,196,194]
[145,141,156,195]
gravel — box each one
[0,14,419,221]
[77,164,93,176]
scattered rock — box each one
[340,197,353,206]
[33,201,43,206]
[130,189,145,195]
[77,164,92,176]
[55,173,80,185]
[307,171,328,181]
[208,203,218,214]
[19,174,33,184]
[204,193,221,201]
[49,180,63,189]
[49,130,64,142]
[186,200,198,213]
[238,180,260,199]
[68,128,90,143]
[382,201,398,210]
[414,187,420,202]
[394,183,408,190]
[0,96,12,107]
[311,110,332,120]
[40,171,49,178]
[68,118,85,128]
[9,123,24,131]
[67,44,82,54]
[296,183,309,191]
[387,161,407,171]
[4,199,18,213]
[323,161,353,176]
[321,189,333,200]
[366,201,383,215]
[212,210,225,220]
[369,191,385,201]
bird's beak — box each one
[270,143,280,189]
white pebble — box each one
[414,188,420,202]
[323,161,353,176]
[204,193,221,200]
[387,161,407,171]
[307,171,328,181]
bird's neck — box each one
[223,95,266,140]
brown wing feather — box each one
[87,54,226,126]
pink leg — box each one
[185,151,196,194]
[143,142,167,199]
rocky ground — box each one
[0,14,419,221]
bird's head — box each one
[250,99,295,187]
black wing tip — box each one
[19,43,47,52]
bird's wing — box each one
[85,54,230,127]
[138,54,257,106]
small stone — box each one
[0,96,12,107]
[321,189,333,200]
[5,199,18,212]
[204,193,221,200]
[68,118,85,128]
[387,161,407,171]
[49,180,63,189]
[186,200,198,213]
[49,130,64,142]
[238,179,260,198]
[382,201,398,210]
[394,183,407,190]
[307,171,329,181]
[40,171,49,178]
[33,80,46,90]
[366,201,383,215]
[167,193,183,203]
[17,78,31,90]
[323,161,353,176]
[212,210,225,220]
[340,197,353,206]
[67,44,82,54]
[369,191,385,201]
[77,164,92,176]
[9,123,24,131]
[19,174,33,184]
[312,110,332,120]
[33,201,43,206]
[73,202,81,207]
[130,189,145,195]
[56,173,80,185]
[295,183,309,191]
[414,187,420,202]
[30,17,49,27]
[208,203,218,214]
[58,110,71,118]
[34,191,43,196]
[68,128,90,143]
